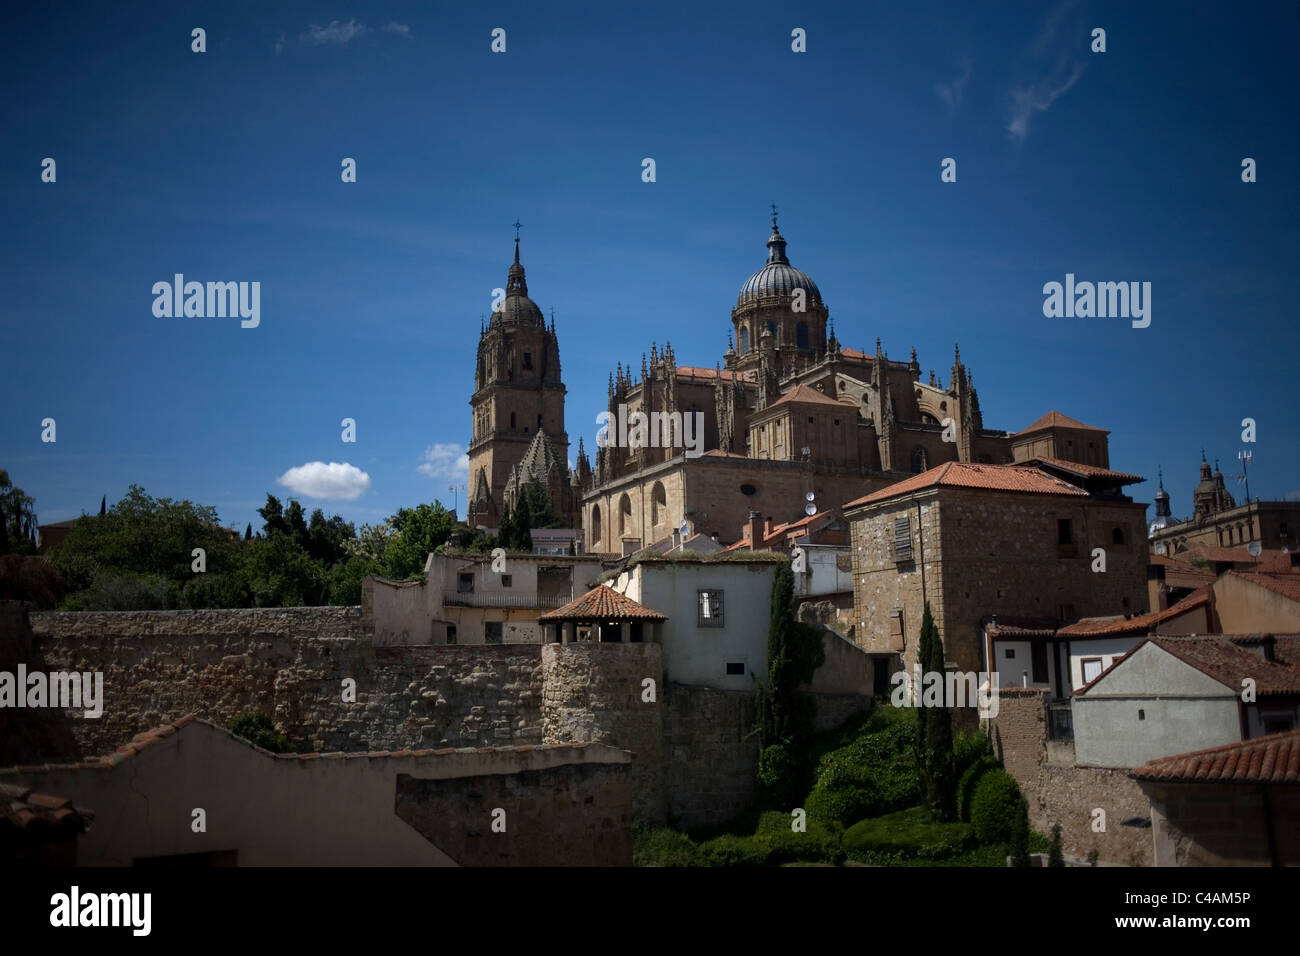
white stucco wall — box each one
[1072,643,1242,768]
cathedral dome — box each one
[736,220,823,310]
[494,237,546,327]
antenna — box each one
[1236,449,1253,503]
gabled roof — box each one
[1023,457,1143,484]
[1226,570,1300,604]
[1017,410,1108,434]
[721,509,837,553]
[0,783,94,834]
[1131,729,1300,784]
[843,462,1087,509]
[1057,587,1211,638]
[537,584,667,622]
[1081,634,1300,697]
[762,383,853,411]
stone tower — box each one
[468,235,570,526]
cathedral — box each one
[468,212,1118,553]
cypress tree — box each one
[100,495,107,517]
[1009,795,1031,866]
[917,601,957,821]
[244,522,253,541]
[1049,823,1065,867]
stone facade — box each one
[540,642,665,821]
[662,683,758,830]
[990,689,1153,865]
[850,488,1148,678]
[395,757,633,866]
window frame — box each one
[697,589,725,627]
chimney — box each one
[747,512,762,552]
[763,516,773,539]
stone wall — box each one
[540,642,664,821]
[394,752,634,866]
[991,688,1153,865]
[662,682,757,830]
[26,606,545,758]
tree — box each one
[1049,823,1065,867]
[383,502,455,579]
[244,522,253,541]
[0,470,38,556]
[99,495,106,517]
[916,601,957,821]
[1008,795,1031,867]
[754,560,826,807]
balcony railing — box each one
[442,590,571,609]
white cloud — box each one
[277,462,372,500]
[1006,60,1082,141]
[382,22,411,36]
[935,57,971,112]
[417,443,469,484]
[301,19,369,46]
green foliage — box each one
[916,601,956,821]
[805,708,920,826]
[757,744,799,809]
[384,502,454,578]
[957,755,1002,823]
[631,820,696,867]
[60,570,175,611]
[0,470,39,555]
[242,534,328,606]
[754,561,826,808]
[227,711,292,754]
[952,728,994,782]
[1008,795,1031,866]
[1048,823,1065,867]
[969,768,1024,845]
[842,806,975,861]
[328,555,381,605]
[695,833,769,867]
[755,811,844,865]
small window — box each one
[446,625,457,645]
[1004,648,1015,659]
[1112,527,1125,545]
[1138,709,1145,721]
[510,412,516,429]
[523,350,533,370]
[698,590,724,627]
[1081,658,1103,683]
[808,416,815,424]
[485,621,503,644]
[501,574,513,588]
[458,572,475,593]
[740,483,757,497]
[725,661,745,676]
[1057,518,1073,545]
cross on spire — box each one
[770,203,778,230]
[512,219,522,239]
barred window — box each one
[698,590,724,627]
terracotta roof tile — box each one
[538,584,667,622]
[1024,457,1143,483]
[1058,586,1211,638]
[1131,729,1300,784]
[1230,570,1300,604]
[844,462,1088,508]
[1148,635,1300,695]
[1017,410,1108,434]
[762,383,854,411]
[675,366,752,384]
[0,783,94,832]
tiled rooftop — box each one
[844,462,1088,509]
[537,584,668,622]
[1017,410,1108,434]
[0,783,94,833]
[1131,729,1300,784]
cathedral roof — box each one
[844,462,1088,509]
[504,429,569,497]
[736,214,823,310]
[762,383,853,411]
[1017,410,1108,434]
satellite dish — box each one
[1283,546,1291,555]
[678,519,690,536]
[804,503,817,516]
[805,492,815,502]
[800,446,810,457]
[1248,541,1262,557]
[1154,542,1167,556]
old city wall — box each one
[25,606,546,759]
[991,688,1154,866]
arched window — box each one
[1112,527,1125,545]
[618,494,632,537]
[796,321,809,350]
[739,327,750,353]
[651,482,667,528]
[591,505,602,545]
[910,447,928,474]
[510,412,516,429]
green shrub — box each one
[969,769,1023,844]
[957,755,1002,822]
[228,711,292,753]
[842,806,974,861]
[805,785,876,828]
[952,729,993,782]
[695,834,769,867]
[632,820,696,867]
[756,811,843,864]
[757,743,799,809]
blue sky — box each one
[3,1,1297,535]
